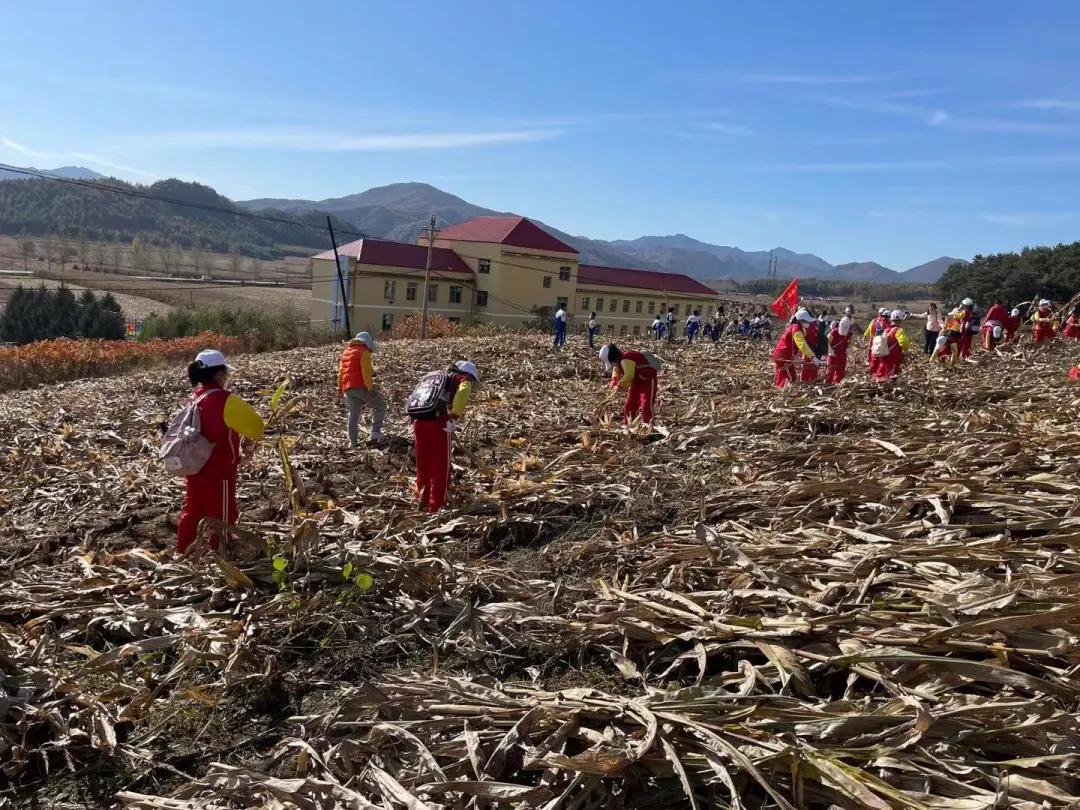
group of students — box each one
[771,295,1080,389]
[169,336,481,553]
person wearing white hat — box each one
[175,349,265,554]
[873,310,912,379]
[337,331,387,447]
[599,343,660,423]
[771,308,817,388]
[408,359,478,512]
[1032,299,1055,344]
[864,308,892,373]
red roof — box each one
[578,264,717,296]
[315,239,472,274]
[435,216,578,254]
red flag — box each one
[770,278,799,318]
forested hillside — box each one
[0,177,354,259]
[937,242,1080,305]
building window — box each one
[478,259,491,274]
[685,304,692,316]
[622,299,630,313]
[449,285,462,304]
[648,301,656,314]
[428,284,439,303]
[475,290,488,307]
[557,296,568,309]
[596,297,604,311]
[635,300,643,313]
[448,316,461,324]
[559,266,571,282]
[633,325,641,336]
[610,299,618,312]
[381,313,393,331]
[620,325,628,336]
[384,280,396,300]
[607,324,615,334]
[406,282,417,301]
[581,297,590,311]
[543,276,552,288]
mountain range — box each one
[0,165,964,282]
[240,182,964,283]
[0,165,106,182]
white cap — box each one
[1040,299,1051,307]
[454,360,479,381]
[961,298,974,307]
[794,308,814,323]
[1011,308,1020,317]
[194,349,231,370]
[878,308,889,316]
[354,331,377,351]
[599,344,614,369]
[890,309,905,321]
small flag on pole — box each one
[770,278,799,318]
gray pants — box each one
[345,388,386,445]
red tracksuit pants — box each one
[177,473,237,553]
[824,351,847,384]
[413,414,453,512]
[623,376,657,423]
[774,360,796,388]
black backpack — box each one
[406,370,458,419]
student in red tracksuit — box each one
[412,361,477,513]
[599,344,659,423]
[800,318,821,383]
[864,308,890,373]
[1063,305,1080,340]
[824,317,851,384]
[176,350,265,554]
[1032,300,1055,343]
[771,309,817,388]
[981,300,1009,350]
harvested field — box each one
[2,334,1080,808]
[0,275,173,321]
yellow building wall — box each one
[575,284,718,339]
[429,237,579,328]
[310,257,474,334]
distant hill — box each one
[0,175,354,258]
[0,172,961,279]
[903,256,968,283]
[0,164,106,182]
[833,261,897,282]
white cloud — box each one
[736,153,1080,172]
[1013,98,1080,112]
[702,122,755,136]
[127,127,562,151]
[981,211,1079,227]
[1,135,158,180]
[739,72,886,85]
[823,96,1080,135]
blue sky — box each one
[2,0,1079,269]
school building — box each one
[310,215,718,336]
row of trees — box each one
[937,242,1080,305]
[0,285,125,345]
[0,176,353,259]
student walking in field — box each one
[173,350,265,554]
[407,361,478,512]
[338,331,387,447]
[586,312,599,348]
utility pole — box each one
[419,212,437,339]
[326,216,351,336]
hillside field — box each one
[2,334,1080,808]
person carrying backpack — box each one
[172,349,265,554]
[864,308,890,374]
[337,331,386,447]
[873,310,912,379]
[599,343,660,424]
[771,308,817,388]
[408,360,478,512]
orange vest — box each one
[338,342,371,391]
